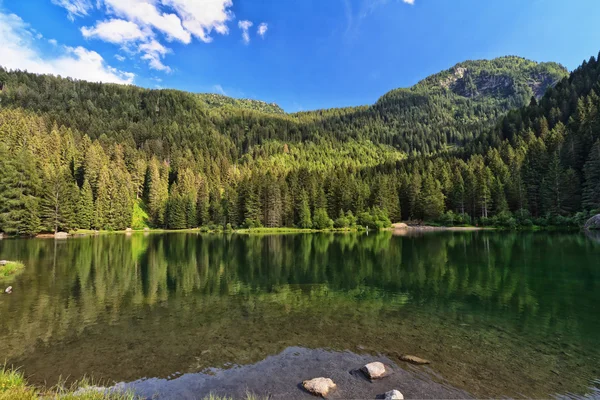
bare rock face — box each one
[385,389,404,400]
[398,354,430,365]
[361,361,387,380]
[585,214,600,230]
[302,377,336,397]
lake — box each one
[0,231,599,399]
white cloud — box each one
[403,0,415,4]
[115,54,126,61]
[213,84,226,96]
[238,20,252,44]
[81,19,152,44]
[139,39,171,72]
[257,22,268,38]
[0,11,134,84]
[48,38,58,46]
[102,0,191,44]
[51,0,244,74]
[51,0,93,20]
[161,0,234,43]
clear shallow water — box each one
[0,231,599,398]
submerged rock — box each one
[302,377,336,397]
[398,354,430,365]
[361,361,387,380]
[384,389,404,400]
[585,214,600,230]
[5,286,12,294]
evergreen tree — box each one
[297,190,312,228]
[77,179,94,230]
[583,140,600,210]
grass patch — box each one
[0,261,25,283]
[0,366,137,400]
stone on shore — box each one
[302,377,336,397]
[361,361,387,379]
[384,389,404,400]
[584,214,600,230]
[0,260,7,266]
[5,286,13,294]
[399,354,430,365]
[55,232,68,239]
[391,223,409,229]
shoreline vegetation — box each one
[0,366,267,400]
[0,217,593,239]
[0,365,135,400]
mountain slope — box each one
[0,56,567,157]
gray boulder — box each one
[361,361,387,380]
[385,390,404,400]
[585,214,600,230]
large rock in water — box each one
[361,361,387,379]
[55,232,68,239]
[302,377,336,397]
[585,214,600,230]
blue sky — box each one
[1,0,600,112]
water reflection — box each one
[0,232,598,398]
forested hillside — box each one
[1,53,599,235]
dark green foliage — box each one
[313,208,333,230]
[3,53,600,234]
[77,180,94,230]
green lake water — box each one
[0,231,599,398]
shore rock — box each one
[384,389,404,400]
[398,354,430,365]
[5,286,12,294]
[361,361,387,380]
[584,214,600,230]
[302,377,336,397]
[391,223,409,229]
[55,232,68,239]
[0,260,7,266]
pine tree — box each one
[77,179,94,229]
[418,174,445,220]
[297,189,312,228]
[583,140,600,211]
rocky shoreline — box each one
[116,347,469,399]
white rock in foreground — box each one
[361,361,387,379]
[302,377,336,397]
[385,389,404,399]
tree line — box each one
[0,54,598,235]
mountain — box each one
[0,56,567,156]
[3,53,597,236]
